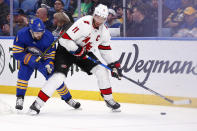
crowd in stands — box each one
[0,0,197,37]
[164,0,197,37]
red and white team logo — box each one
[82,37,92,51]
[61,64,67,69]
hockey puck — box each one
[160,112,166,115]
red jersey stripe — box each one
[60,31,72,40]
[98,45,111,50]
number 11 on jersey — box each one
[72,27,79,33]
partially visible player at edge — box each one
[29,4,122,114]
[12,17,80,111]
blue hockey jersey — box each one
[13,27,55,64]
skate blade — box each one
[111,108,121,112]
[27,109,39,116]
[16,109,23,114]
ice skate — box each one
[104,99,121,112]
[15,97,24,111]
[65,98,81,109]
[28,101,41,115]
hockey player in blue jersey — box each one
[12,17,80,111]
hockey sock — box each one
[100,87,113,100]
[56,83,72,101]
[41,73,66,97]
[16,79,28,97]
[35,90,50,108]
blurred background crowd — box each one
[1,0,197,37]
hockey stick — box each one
[87,57,192,105]
[35,23,73,62]
[35,30,65,62]
[34,30,65,78]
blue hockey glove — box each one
[23,53,40,68]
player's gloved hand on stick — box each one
[108,61,122,80]
[45,63,54,74]
[23,53,40,68]
[70,45,87,59]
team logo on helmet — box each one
[29,17,45,32]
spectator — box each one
[173,7,197,37]
[115,5,123,24]
[52,12,71,36]
[54,0,65,12]
[73,0,93,18]
[13,9,28,35]
[105,9,121,28]
[0,23,10,36]
[164,0,194,34]
[127,4,155,37]
[0,0,9,28]
[41,0,70,11]
[36,7,54,32]
[49,0,74,23]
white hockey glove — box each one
[108,61,122,80]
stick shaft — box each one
[88,57,191,105]
[122,75,174,103]
[35,21,73,62]
[35,32,64,62]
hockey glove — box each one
[45,62,54,74]
[108,61,122,80]
[70,46,87,59]
[23,53,40,69]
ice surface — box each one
[0,94,197,131]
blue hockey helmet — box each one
[29,17,45,32]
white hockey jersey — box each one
[59,15,116,64]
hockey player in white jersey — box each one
[29,4,122,114]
